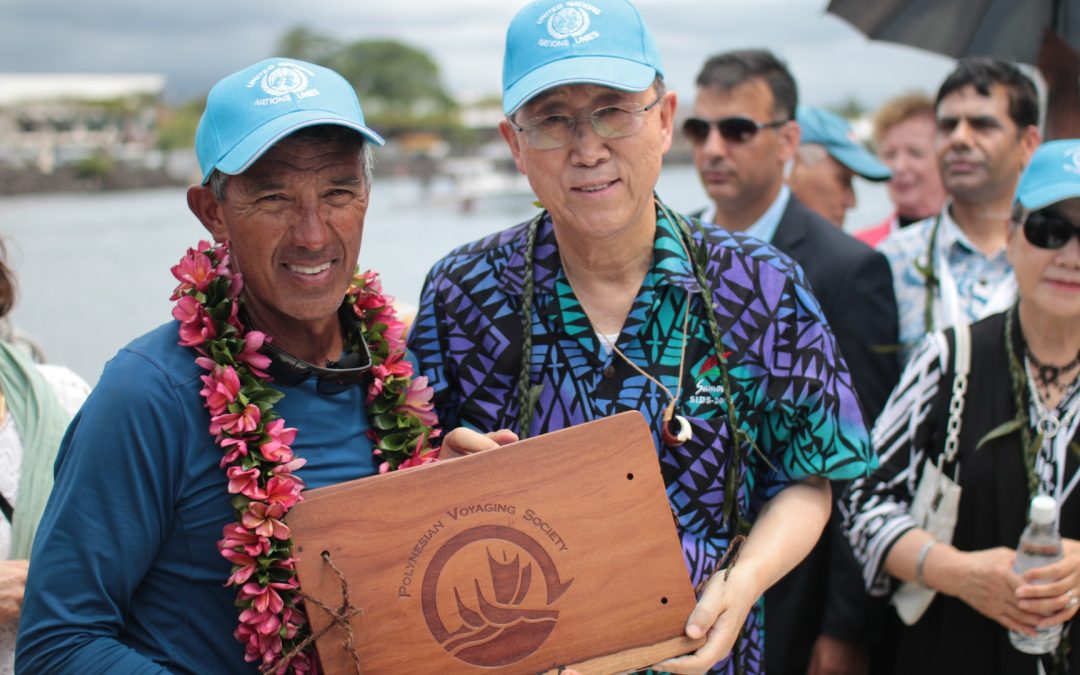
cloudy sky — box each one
[1,0,959,108]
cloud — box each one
[1,0,956,108]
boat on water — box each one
[431,156,534,213]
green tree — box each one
[326,39,457,128]
[157,98,204,151]
[270,29,463,136]
[276,26,340,64]
[830,97,868,120]
[73,150,115,179]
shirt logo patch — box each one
[536,2,601,48]
[695,352,732,379]
[690,352,732,407]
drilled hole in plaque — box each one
[321,550,330,558]
[660,597,669,605]
[296,546,304,553]
[626,472,635,480]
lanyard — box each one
[512,200,754,534]
[923,208,1016,334]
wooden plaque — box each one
[288,411,704,674]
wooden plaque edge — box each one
[539,635,708,675]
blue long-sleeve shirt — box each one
[17,322,376,674]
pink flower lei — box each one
[170,240,440,673]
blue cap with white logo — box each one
[194,58,385,184]
[796,105,891,182]
[502,0,664,115]
[1016,139,1080,210]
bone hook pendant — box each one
[661,413,691,446]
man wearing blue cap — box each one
[788,105,892,229]
[410,3,876,673]
[16,58,498,674]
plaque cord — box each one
[264,551,364,674]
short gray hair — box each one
[651,75,667,100]
[208,126,375,202]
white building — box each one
[0,73,165,172]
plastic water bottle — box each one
[1009,494,1064,654]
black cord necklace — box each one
[1025,346,1080,393]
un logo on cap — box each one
[1064,147,1080,176]
[261,65,310,97]
[547,7,591,40]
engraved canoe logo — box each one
[421,524,574,667]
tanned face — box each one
[189,132,369,351]
[688,79,797,229]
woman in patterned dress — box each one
[843,139,1080,674]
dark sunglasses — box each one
[682,116,788,145]
[1023,209,1080,250]
[259,306,372,394]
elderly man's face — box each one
[688,79,797,224]
[788,150,856,227]
[191,132,369,341]
[500,83,675,242]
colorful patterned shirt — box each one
[408,203,875,674]
[879,205,1015,362]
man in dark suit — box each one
[685,49,900,675]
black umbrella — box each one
[826,0,1079,65]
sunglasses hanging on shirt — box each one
[681,116,788,145]
[1023,209,1080,250]
[255,305,373,394]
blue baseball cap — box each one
[796,105,891,182]
[194,58,384,184]
[1016,139,1080,210]
[502,0,664,115]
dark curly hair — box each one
[936,57,1039,130]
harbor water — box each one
[0,163,889,384]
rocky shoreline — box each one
[0,164,188,196]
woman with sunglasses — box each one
[843,139,1080,673]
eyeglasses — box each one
[681,116,788,145]
[1023,209,1080,249]
[509,91,664,150]
[257,306,372,394]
